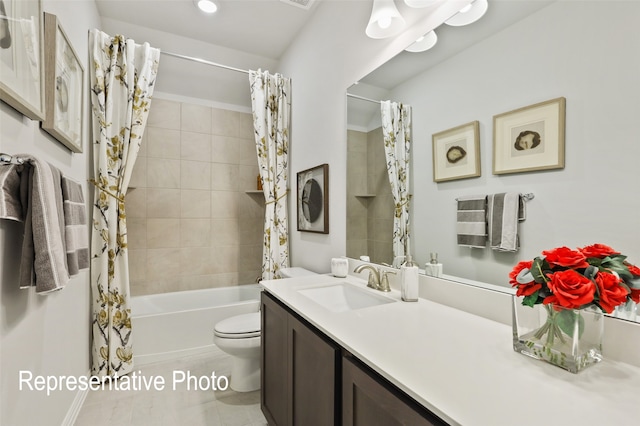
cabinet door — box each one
[261,292,289,426]
[342,355,446,426]
[289,314,340,426]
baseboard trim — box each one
[61,370,90,426]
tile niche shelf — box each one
[354,193,376,198]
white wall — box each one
[279,0,470,273]
[389,1,640,286]
[0,1,100,425]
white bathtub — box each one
[131,284,262,365]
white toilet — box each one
[213,267,317,392]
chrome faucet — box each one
[353,264,393,292]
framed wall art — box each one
[493,97,565,175]
[0,0,45,120]
[297,163,329,234]
[432,120,480,182]
[41,13,84,152]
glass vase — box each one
[512,297,604,373]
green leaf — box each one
[522,292,539,307]
[556,309,585,338]
[586,257,602,267]
[530,257,548,283]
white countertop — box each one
[261,274,640,426]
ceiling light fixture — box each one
[195,0,218,14]
[405,30,437,52]
[444,0,488,26]
[366,0,406,39]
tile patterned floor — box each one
[75,347,267,426]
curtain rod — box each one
[160,50,250,75]
[347,93,383,105]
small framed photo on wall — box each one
[432,120,481,182]
[297,163,329,234]
[493,97,565,175]
[41,12,84,153]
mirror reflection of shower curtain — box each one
[249,69,291,280]
[89,29,160,380]
[381,101,412,261]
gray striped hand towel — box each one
[61,175,89,276]
[488,192,526,252]
[456,195,487,248]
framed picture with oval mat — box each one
[297,163,329,234]
[432,120,481,182]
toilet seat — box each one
[214,312,261,339]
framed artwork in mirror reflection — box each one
[0,0,45,120]
[41,13,84,152]
[297,163,329,234]
[432,120,481,182]
[493,97,565,175]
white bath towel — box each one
[456,195,487,248]
[487,192,526,252]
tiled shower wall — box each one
[346,128,393,264]
[126,98,264,296]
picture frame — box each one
[41,13,84,153]
[432,120,481,182]
[493,97,565,175]
[0,0,45,120]
[297,163,329,234]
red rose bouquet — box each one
[510,244,640,313]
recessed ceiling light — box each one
[195,0,218,14]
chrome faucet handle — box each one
[379,270,395,292]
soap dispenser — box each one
[400,255,419,302]
[424,252,443,278]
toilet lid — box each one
[214,312,261,338]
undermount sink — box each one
[297,282,395,312]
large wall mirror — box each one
[346,0,640,322]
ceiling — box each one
[94,0,555,112]
[94,0,320,61]
[348,0,554,129]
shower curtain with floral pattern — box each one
[249,69,291,280]
[381,100,412,260]
[89,29,159,379]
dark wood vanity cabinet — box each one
[342,355,447,426]
[261,291,340,426]
[261,291,446,426]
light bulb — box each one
[366,0,406,39]
[444,0,488,27]
[378,16,392,29]
[196,0,217,14]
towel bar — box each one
[455,192,535,202]
[0,153,24,165]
